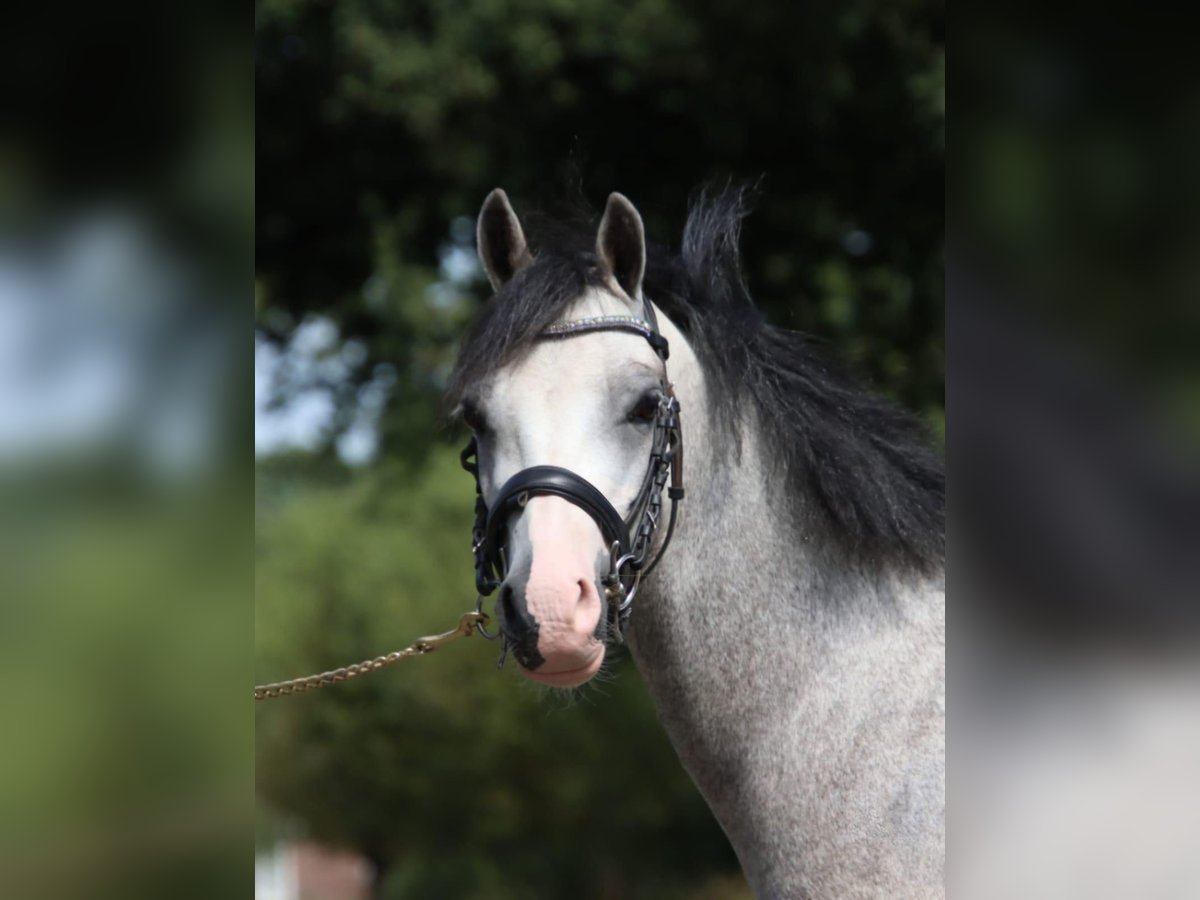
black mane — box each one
[448,186,944,574]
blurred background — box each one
[1,3,251,899]
[950,4,1200,897]
[7,0,1193,896]
[254,2,942,899]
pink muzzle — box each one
[505,496,606,687]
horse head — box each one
[455,188,680,687]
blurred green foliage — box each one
[256,449,747,897]
[1,473,250,900]
[256,0,942,895]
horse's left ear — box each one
[596,192,646,302]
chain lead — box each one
[254,611,489,701]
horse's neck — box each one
[627,334,945,897]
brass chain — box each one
[254,611,489,701]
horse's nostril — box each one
[498,584,545,669]
[512,643,544,670]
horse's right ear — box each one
[476,188,533,291]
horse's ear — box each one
[476,188,533,291]
[596,192,646,302]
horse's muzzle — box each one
[496,502,607,687]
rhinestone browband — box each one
[541,315,656,339]
[541,315,669,360]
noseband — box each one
[460,302,684,642]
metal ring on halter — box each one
[606,544,643,640]
[604,541,637,595]
[618,576,641,617]
[474,594,500,640]
[612,552,639,587]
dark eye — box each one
[627,392,660,424]
[461,400,489,434]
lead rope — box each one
[253,611,489,700]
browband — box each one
[541,314,669,360]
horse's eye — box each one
[627,393,660,424]
[461,401,488,434]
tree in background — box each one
[256,0,944,460]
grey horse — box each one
[449,185,945,899]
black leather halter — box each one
[460,302,684,639]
